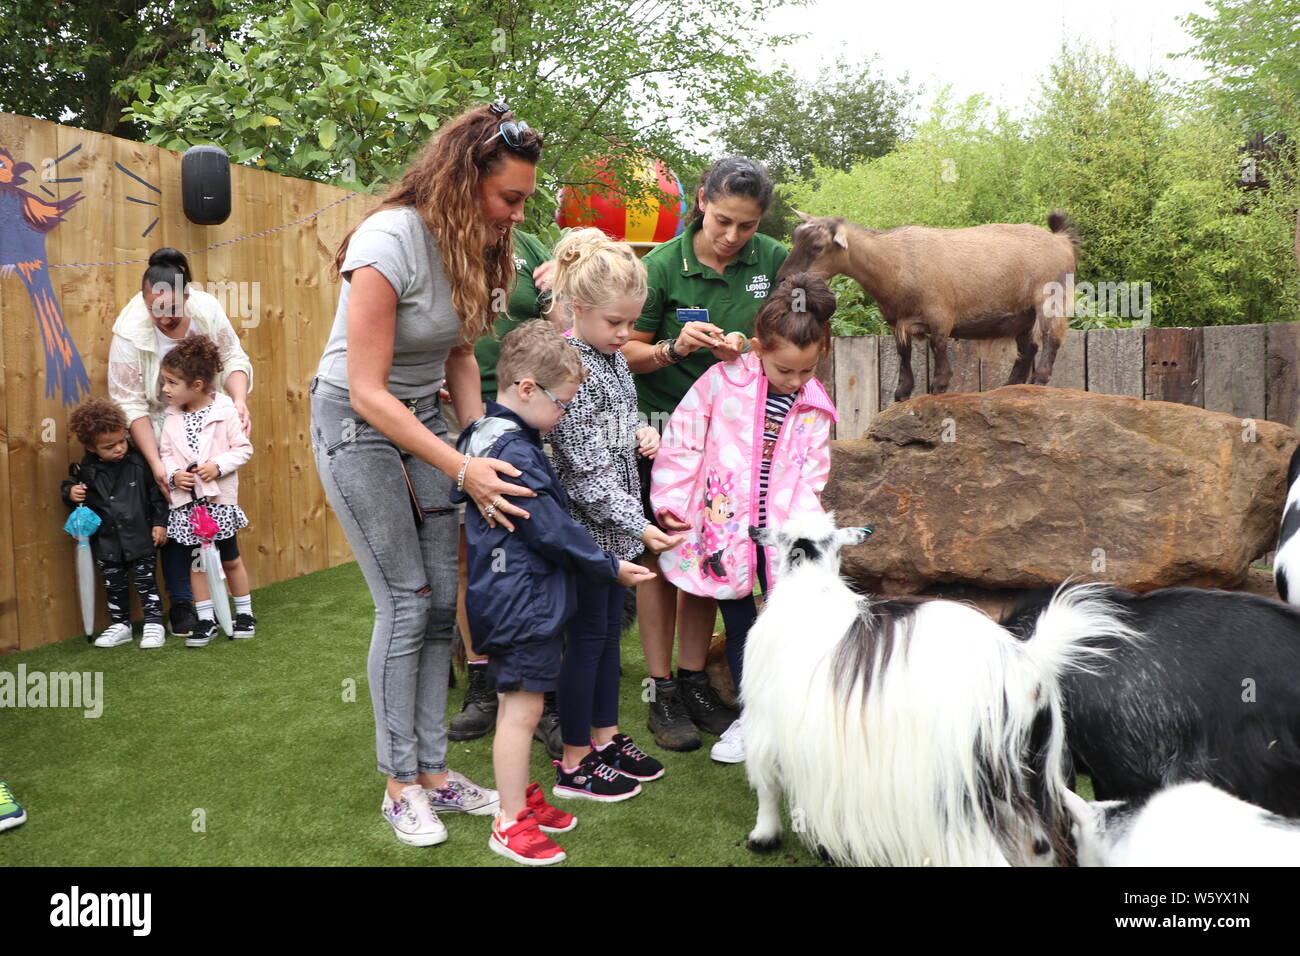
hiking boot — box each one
[448,663,497,741]
[647,678,700,752]
[168,600,197,637]
[596,733,665,781]
[533,691,563,760]
[679,670,738,736]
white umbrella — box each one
[187,466,233,637]
[63,468,102,636]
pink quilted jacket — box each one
[649,352,837,600]
[159,392,253,508]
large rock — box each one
[825,385,1297,594]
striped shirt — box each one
[757,390,798,528]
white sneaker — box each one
[710,718,745,764]
[93,623,132,648]
[427,770,499,816]
[381,785,448,847]
[140,623,166,649]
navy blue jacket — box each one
[452,402,620,656]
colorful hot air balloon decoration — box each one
[556,156,686,243]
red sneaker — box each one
[489,808,567,866]
[526,781,577,833]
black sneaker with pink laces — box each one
[595,733,665,781]
[552,750,642,802]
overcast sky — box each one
[762,0,1213,117]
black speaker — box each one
[182,145,231,225]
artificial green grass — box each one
[1,561,820,866]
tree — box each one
[0,0,236,138]
[1178,0,1300,136]
[122,1,489,191]
[715,56,912,237]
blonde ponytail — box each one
[551,228,647,316]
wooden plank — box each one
[1266,322,1300,431]
[879,335,927,411]
[1203,324,1266,420]
[281,174,319,581]
[928,337,981,395]
[0,113,19,651]
[1085,327,1144,397]
[1047,328,1086,391]
[814,339,835,410]
[1144,327,1204,407]
[832,335,879,441]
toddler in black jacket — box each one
[60,398,168,648]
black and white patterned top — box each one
[547,337,647,562]
[166,402,249,546]
[757,390,797,529]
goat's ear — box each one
[832,224,849,249]
[836,525,874,548]
[1060,789,1093,832]
[748,525,774,548]
[794,209,811,223]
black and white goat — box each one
[1274,444,1300,605]
[1063,782,1300,866]
[1002,586,1300,817]
[742,513,1138,866]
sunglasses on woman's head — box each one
[484,101,532,150]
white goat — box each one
[743,513,1139,866]
[1064,782,1300,867]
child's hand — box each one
[635,426,660,459]
[69,483,87,503]
[173,469,197,492]
[656,508,691,533]
[642,525,684,554]
[195,461,220,481]
[617,560,656,586]
[152,526,167,547]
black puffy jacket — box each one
[60,447,169,563]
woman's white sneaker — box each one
[381,785,448,847]
[93,623,132,648]
[710,718,745,764]
[140,623,166,649]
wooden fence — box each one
[819,326,1300,441]
[4,113,1300,651]
[1,113,361,651]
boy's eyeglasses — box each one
[485,101,532,149]
[515,381,571,414]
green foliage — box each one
[786,46,1300,331]
[121,0,489,191]
[1179,0,1300,136]
[716,56,913,237]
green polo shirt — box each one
[634,219,787,419]
[476,230,553,401]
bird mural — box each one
[0,146,89,406]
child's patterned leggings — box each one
[98,556,163,625]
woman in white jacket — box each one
[107,247,254,637]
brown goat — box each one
[777,211,1080,400]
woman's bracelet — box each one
[456,455,471,491]
[656,339,685,366]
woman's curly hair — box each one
[70,398,128,447]
[160,334,223,390]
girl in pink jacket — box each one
[159,336,255,647]
[650,272,839,763]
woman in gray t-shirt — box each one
[310,103,543,846]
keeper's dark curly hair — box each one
[161,334,223,390]
[69,398,128,447]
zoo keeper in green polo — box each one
[475,229,556,402]
[622,156,787,754]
